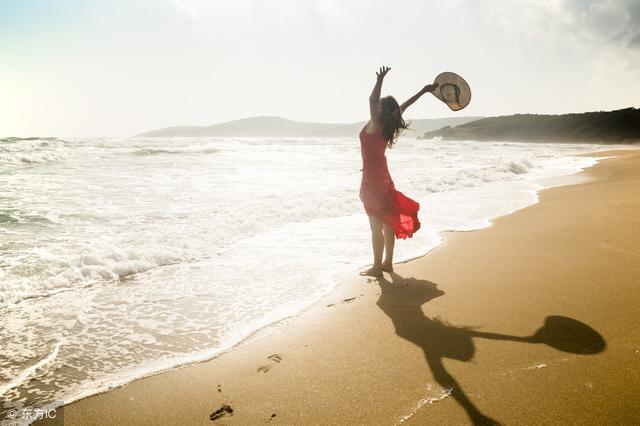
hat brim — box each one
[431,72,471,112]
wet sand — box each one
[51,149,640,425]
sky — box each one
[1,0,639,137]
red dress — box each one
[359,125,421,239]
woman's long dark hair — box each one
[379,95,410,148]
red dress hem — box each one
[359,125,421,239]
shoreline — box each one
[34,149,603,407]
[0,141,610,417]
[37,148,640,425]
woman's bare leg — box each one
[360,215,384,276]
[382,223,395,272]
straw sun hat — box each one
[431,72,471,111]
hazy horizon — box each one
[2,0,639,137]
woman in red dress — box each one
[359,66,438,277]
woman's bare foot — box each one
[382,261,393,273]
[359,266,383,277]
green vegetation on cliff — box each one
[421,108,640,143]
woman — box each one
[359,66,438,277]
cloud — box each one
[460,0,640,50]
[560,0,640,48]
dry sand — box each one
[50,150,640,425]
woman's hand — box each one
[376,66,391,80]
[421,82,439,94]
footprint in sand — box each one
[257,354,283,373]
[210,404,233,421]
[267,354,282,362]
[326,295,362,308]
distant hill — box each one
[421,108,640,143]
[136,116,483,138]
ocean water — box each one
[0,134,627,419]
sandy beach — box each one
[51,149,640,425]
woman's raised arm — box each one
[400,82,439,114]
[367,66,391,132]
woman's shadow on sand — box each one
[376,273,606,426]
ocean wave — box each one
[421,158,537,193]
[0,137,59,143]
[132,146,219,156]
[502,158,535,174]
[0,341,61,398]
[0,209,58,226]
[0,137,68,165]
[0,245,186,307]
